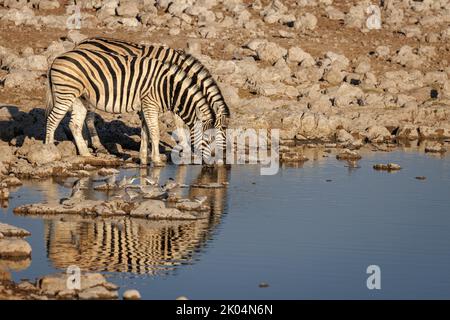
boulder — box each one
[0,223,30,238]
[130,200,197,220]
[0,187,9,200]
[373,163,402,171]
[336,129,354,143]
[39,272,105,294]
[255,42,287,65]
[0,145,15,163]
[56,141,77,159]
[366,126,392,143]
[424,142,446,153]
[336,148,361,160]
[97,168,120,176]
[0,239,32,258]
[123,289,141,300]
[116,1,139,17]
[397,125,419,140]
[78,286,119,300]
[344,4,365,29]
[392,46,424,69]
[418,126,450,139]
[97,0,119,20]
[294,12,317,31]
[38,0,60,10]
[4,70,42,90]
[287,46,315,66]
[25,141,62,165]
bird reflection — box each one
[43,165,230,275]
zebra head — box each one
[191,104,229,165]
[211,100,230,163]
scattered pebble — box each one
[0,222,31,238]
[97,168,120,176]
[0,238,32,258]
[373,163,402,171]
[336,149,362,160]
[280,152,309,163]
[0,187,9,200]
[424,143,447,154]
[123,289,141,300]
[191,182,228,189]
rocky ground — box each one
[0,0,448,180]
[0,221,144,299]
[0,268,122,299]
[1,0,450,299]
[0,0,450,147]
[0,221,115,299]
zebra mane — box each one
[80,37,144,53]
[176,51,231,121]
[165,62,216,129]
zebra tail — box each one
[45,70,54,119]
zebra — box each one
[45,47,218,166]
[74,37,230,161]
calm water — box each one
[2,147,450,299]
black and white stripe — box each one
[45,47,217,165]
[76,37,230,159]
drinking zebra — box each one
[74,37,230,163]
[45,40,229,165]
[45,47,219,166]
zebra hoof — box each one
[80,153,93,158]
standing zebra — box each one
[45,47,218,166]
[74,37,230,161]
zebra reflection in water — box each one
[44,166,229,275]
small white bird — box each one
[162,178,178,191]
[105,174,117,187]
[118,176,137,188]
[61,178,87,204]
[139,185,168,200]
[123,187,140,202]
[143,177,158,186]
[70,179,83,198]
[194,195,208,205]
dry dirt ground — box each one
[1,0,449,112]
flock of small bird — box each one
[62,173,207,206]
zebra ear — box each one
[194,105,207,122]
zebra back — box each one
[77,37,230,128]
[48,47,216,133]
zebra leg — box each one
[45,101,71,145]
[139,119,149,165]
[69,99,91,157]
[141,103,164,166]
[85,111,108,154]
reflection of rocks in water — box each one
[0,223,32,280]
[0,257,31,273]
[43,165,230,275]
